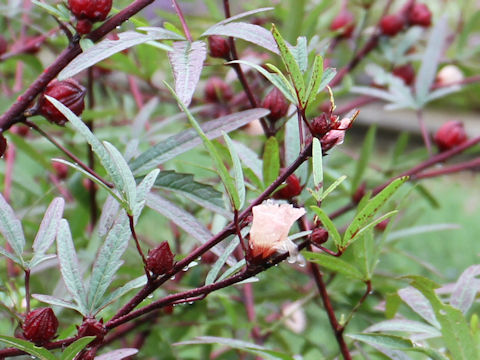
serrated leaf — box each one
[223,132,245,209]
[414,17,448,106]
[304,252,364,280]
[450,265,480,314]
[30,197,65,269]
[0,193,25,267]
[60,336,96,360]
[94,348,139,360]
[87,213,130,315]
[168,41,207,107]
[130,108,269,174]
[0,335,56,360]
[94,276,147,315]
[262,137,280,188]
[59,29,184,79]
[351,125,376,194]
[32,294,81,312]
[343,176,407,249]
[56,219,88,315]
[103,141,137,211]
[271,24,306,106]
[202,22,279,54]
[310,206,341,248]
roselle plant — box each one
[0,0,480,359]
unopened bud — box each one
[392,63,415,85]
[77,317,106,345]
[310,228,329,247]
[52,161,69,180]
[146,242,174,276]
[208,36,230,59]
[380,14,406,36]
[0,134,7,158]
[436,65,464,87]
[273,174,302,199]
[311,114,332,137]
[68,0,112,22]
[408,3,431,27]
[330,9,355,37]
[23,307,59,345]
[204,77,233,103]
[262,88,289,122]
[433,121,468,152]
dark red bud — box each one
[76,19,93,35]
[330,9,355,37]
[52,161,69,180]
[380,14,406,36]
[262,88,289,122]
[433,121,468,152]
[23,307,59,344]
[163,305,174,315]
[408,3,431,27]
[311,114,332,137]
[208,36,230,59]
[0,135,7,158]
[311,228,329,246]
[392,63,415,85]
[375,218,390,232]
[68,0,112,22]
[10,124,30,137]
[38,79,86,126]
[146,242,174,276]
[204,77,233,103]
[77,318,106,344]
[0,35,8,56]
[352,182,366,204]
[273,174,302,199]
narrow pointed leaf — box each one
[223,132,245,209]
[0,335,56,360]
[98,195,122,238]
[0,193,25,266]
[93,275,147,314]
[366,319,441,337]
[0,246,22,265]
[133,168,160,221]
[398,286,440,328]
[262,137,280,188]
[450,265,480,314]
[60,337,96,360]
[289,37,308,73]
[168,41,207,107]
[305,55,323,107]
[206,236,239,285]
[310,206,341,248]
[94,348,139,360]
[304,252,364,280]
[32,294,81,312]
[351,125,376,194]
[312,137,323,197]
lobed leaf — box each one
[32,294,81,312]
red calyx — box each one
[37,79,86,126]
[310,228,329,247]
[23,307,59,345]
[204,77,233,103]
[262,88,289,123]
[52,161,69,180]
[273,174,302,199]
[76,19,93,35]
[146,242,175,276]
[392,63,415,85]
[68,0,112,22]
[77,318,106,345]
[0,35,8,55]
[433,121,468,152]
[208,36,230,59]
[408,3,432,27]
[330,9,355,37]
[0,135,7,157]
[380,14,406,36]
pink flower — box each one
[249,201,306,260]
[321,116,354,151]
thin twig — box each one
[171,0,193,42]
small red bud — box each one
[433,121,468,152]
[330,9,355,37]
[77,318,106,344]
[38,79,86,126]
[10,124,30,137]
[163,305,174,315]
[311,228,329,247]
[262,88,289,122]
[273,174,302,199]
[0,35,8,56]
[76,19,93,35]
[23,308,59,345]
[208,36,230,59]
[52,161,69,180]
[380,14,406,36]
[146,242,174,276]
[68,0,112,22]
[392,63,415,85]
[204,77,233,103]
[375,218,390,232]
[408,3,431,27]
[0,135,7,158]
[311,114,333,137]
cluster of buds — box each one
[37,79,86,126]
[68,0,113,34]
[380,2,432,37]
[22,307,59,345]
[146,241,175,276]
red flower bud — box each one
[68,0,112,22]
[311,114,333,137]
[146,242,174,276]
[273,174,302,199]
[0,35,8,56]
[23,307,59,345]
[433,121,468,152]
[310,228,329,247]
[330,9,355,37]
[262,88,289,122]
[375,218,390,232]
[408,3,431,27]
[0,135,7,158]
[38,79,86,126]
[392,63,415,85]
[208,36,230,59]
[204,77,233,103]
[380,14,406,36]
[52,161,69,180]
[77,318,106,344]
[76,19,93,35]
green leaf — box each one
[304,252,364,280]
[60,336,96,360]
[0,193,25,267]
[320,175,347,202]
[32,294,81,312]
[205,237,239,285]
[168,41,207,107]
[310,206,341,249]
[343,176,408,249]
[87,214,130,315]
[305,55,323,107]
[130,108,269,174]
[366,319,441,337]
[289,36,308,73]
[348,333,413,350]
[0,335,56,360]
[93,276,147,315]
[223,132,245,209]
[56,219,88,315]
[103,141,137,212]
[133,168,160,222]
[348,211,398,247]
[271,24,306,107]
[262,137,280,188]
[351,125,376,194]
[451,265,480,314]
[30,197,65,269]
[311,137,323,199]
